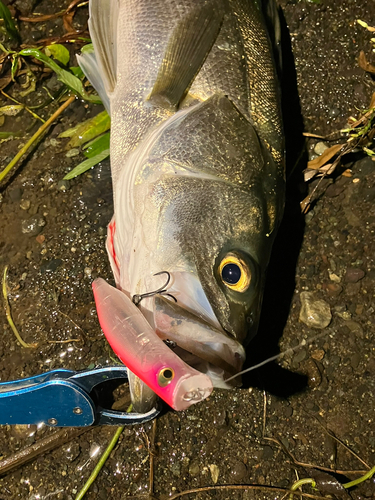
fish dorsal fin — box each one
[148,0,226,110]
[88,0,119,95]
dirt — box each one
[0,0,374,499]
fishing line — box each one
[224,331,330,384]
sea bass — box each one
[79,0,285,412]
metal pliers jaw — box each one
[0,366,159,427]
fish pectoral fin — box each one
[87,0,119,95]
[147,0,226,111]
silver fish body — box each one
[80,0,285,410]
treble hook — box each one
[132,271,177,306]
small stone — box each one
[299,292,332,329]
[170,462,181,478]
[262,446,274,459]
[329,272,341,283]
[57,180,70,191]
[345,282,361,296]
[35,234,45,244]
[355,304,364,315]
[293,349,307,363]
[344,268,365,283]
[62,441,81,462]
[314,142,329,155]
[8,187,23,202]
[229,461,247,481]
[350,353,361,370]
[323,282,342,296]
[40,258,63,274]
[66,148,80,158]
[21,216,46,236]
[208,464,220,484]
[20,199,31,210]
[189,460,200,477]
[311,349,325,361]
[344,320,364,338]
[301,359,322,388]
[336,310,352,320]
[84,267,92,276]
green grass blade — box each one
[59,110,110,148]
[0,1,20,41]
[83,132,110,158]
[19,48,101,103]
[63,149,110,180]
[45,44,70,66]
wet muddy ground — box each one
[0,0,374,499]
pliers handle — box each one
[0,366,159,427]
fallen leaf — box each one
[342,169,353,177]
[307,143,343,170]
[358,50,375,74]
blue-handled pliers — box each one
[0,366,159,427]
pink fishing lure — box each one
[92,278,213,411]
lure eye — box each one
[158,367,175,387]
[219,253,251,292]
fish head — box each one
[113,94,284,387]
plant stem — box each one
[0,94,75,183]
[344,464,375,489]
[75,426,124,500]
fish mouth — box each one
[154,295,246,387]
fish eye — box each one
[158,367,175,387]
[219,253,251,292]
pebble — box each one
[344,320,364,338]
[350,353,361,370]
[355,304,364,315]
[311,349,325,361]
[208,464,220,484]
[323,282,342,296]
[301,359,323,388]
[345,282,361,296]
[21,216,46,236]
[62,441,81,462]
[262,446,274,460]
[57,180,71,192]
[293,349,307,363]
[336,310,352,320]
[40,258,63,274]
[8,187,23,202]
[20,199,31,210]
[189,460,200,477]
[299,291,332,329]
[314,141,329,155]
[344,268,365,283]
[229,461,247,481]
[329,272,341,283]
[66,148,80,158]
[170,462,181,478]
[36,234,45,244]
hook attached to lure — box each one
[132,271,177,306]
